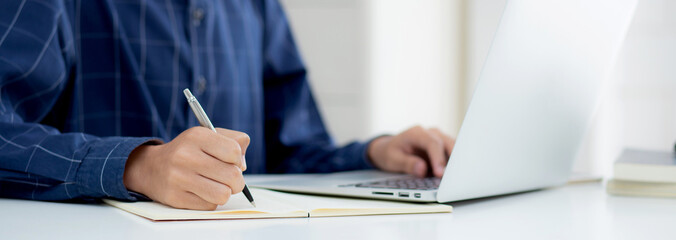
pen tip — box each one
[251,201,256,208]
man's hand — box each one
[123,127,250,210]
[367,126,455,178]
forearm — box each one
[270,139,375,174]
[0,122,159,201]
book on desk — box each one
[104,188,452,221]
[607,148,676,198]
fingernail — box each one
[435,165,445,176]
[436,166,446,177]
[242,155,247,171]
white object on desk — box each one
[613,149,676,183]
[3,176,676,240]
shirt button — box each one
[196,76,207,95]
[192,8,205,26]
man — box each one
[0,0,454,210]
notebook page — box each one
[104,188,306,221]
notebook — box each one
[104,188,452,221]
[607,179,676,198]
[612,149,676,183]
[606,149,676,198]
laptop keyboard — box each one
[339,177,441,190]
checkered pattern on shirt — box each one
[0,0,372,202]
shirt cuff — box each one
[75,137,160,201]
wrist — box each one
[124,144,158,195]
[367,135,392,167]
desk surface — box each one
[2,176,676,240]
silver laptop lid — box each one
[437,0,637,202]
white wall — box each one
[615,0,676,150]
[281,0,462,144]
[367,0,461,138]
[280,0,372,144]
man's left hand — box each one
[367,126,455,178]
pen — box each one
[183,88,256,208]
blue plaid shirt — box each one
[0,0,372,202]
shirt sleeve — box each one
[0,1,157,202]
[261,0,376,173]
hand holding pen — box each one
[122,90,254,210]
[184,89,256,207]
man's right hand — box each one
[123,127,250,210]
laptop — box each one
[253,0,637,203]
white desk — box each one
[2,177,676,240]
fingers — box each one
[403,155,428,178]
[367,126,455,178]
[429,128,455,158]
[216,128,250,171]
[404,126,447,177]
[185,127,246,170]
[169,191,218,211]
[193,152,246,194]
[185,175,234,206]
[215,128,251,153]
[169,155,242,206]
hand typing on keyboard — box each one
[366,126,455,178]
